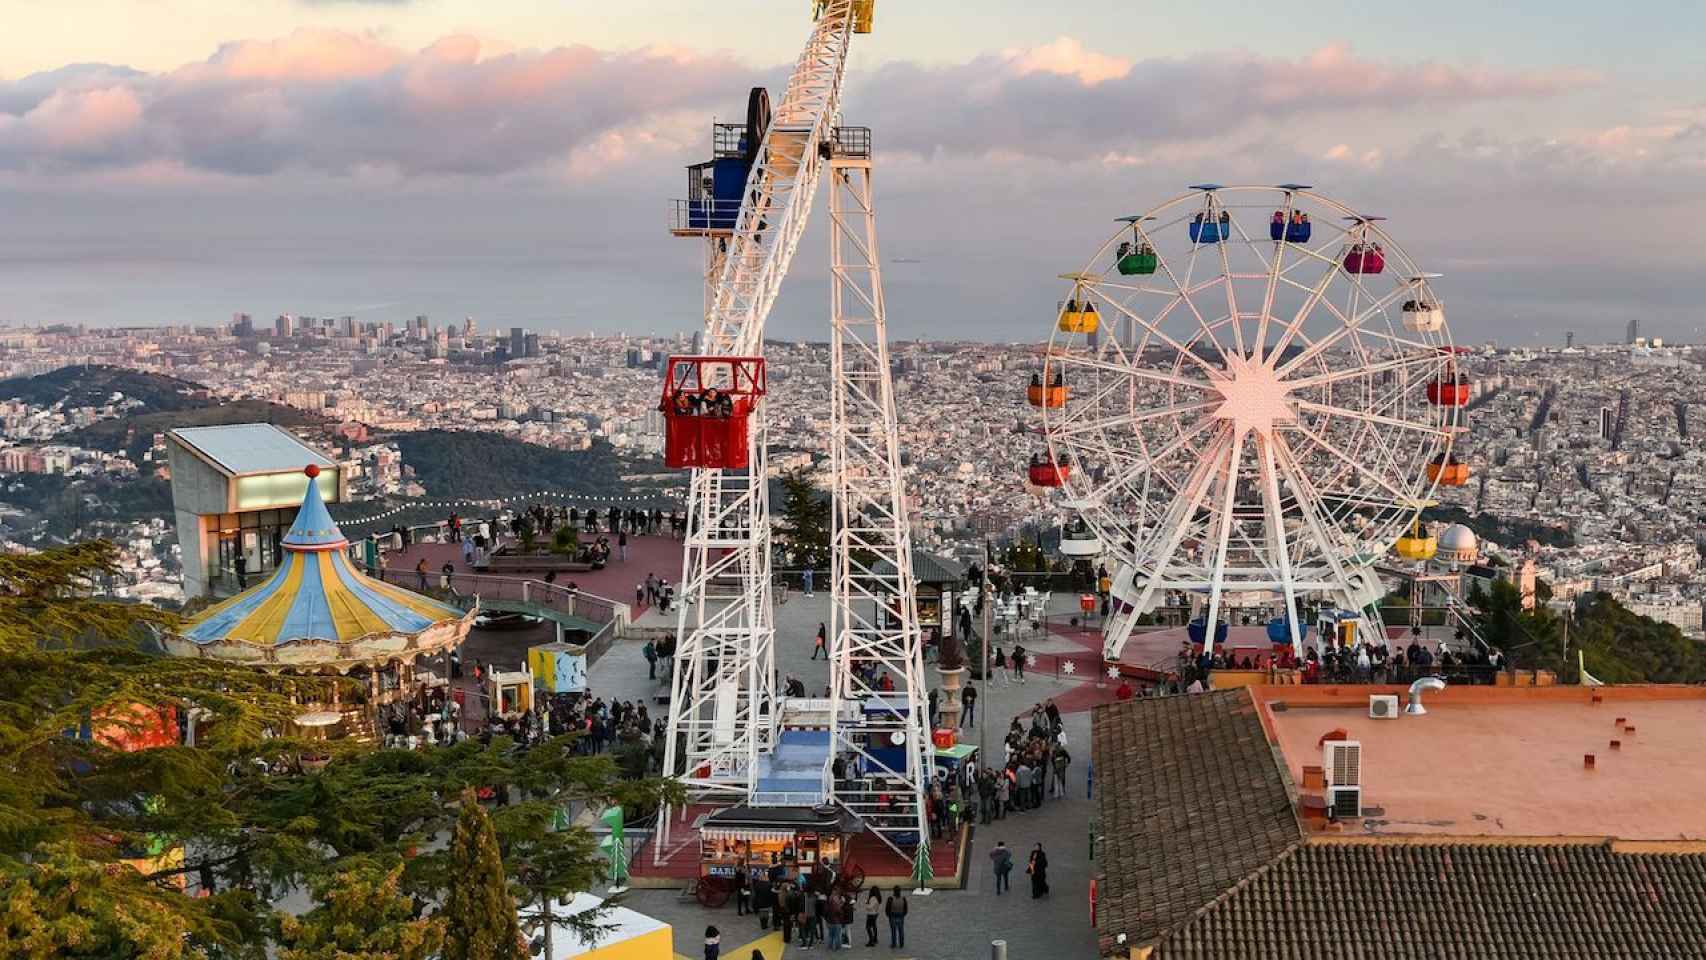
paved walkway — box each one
[389,532,684,613]
[592,591,1110,960]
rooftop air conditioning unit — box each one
[1369,694,1399,719]
[1323,740,1362,788]
[1328,784,1363,819]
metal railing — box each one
[369,567,627,631]
[669,199,742,233]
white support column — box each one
[826,149,930,858]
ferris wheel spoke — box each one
[1127,427,1233,624]
[1285,419,1423,509]
[1285,349,1446,391]
[1254,433,1303,651]
[1202,427,1247,654]
[1277,283,1413,379]
[1049,399,1221,440]
[1269,433,1361,592]
[1084,416,1222,509]
[1079,284,1224,380]
[1131,221,1237,368]
[1251,193,1297,365]
[1292,399,1456,442]
[1215,226,1248,357]
[1263,252,1345,368]
[1049,348,1219,393]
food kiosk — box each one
[694,805,861,906]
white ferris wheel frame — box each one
[1038,185,1466,660]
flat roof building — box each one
[167,423,343,599]
[1093,684,1706,958]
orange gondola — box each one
[1027,372,1067,409]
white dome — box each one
[1437,523,1479,560]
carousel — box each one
[167,465,477,726]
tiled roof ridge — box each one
[1307,834,1616,848]
[1149,839,1307,953]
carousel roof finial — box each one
[281,463,347,551]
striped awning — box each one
[703,828,798,843]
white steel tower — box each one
[660,1,928,854]
[824,132,930,855]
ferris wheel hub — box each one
[1211,355,1296,435]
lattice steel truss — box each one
[825,154,929,857]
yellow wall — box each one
[1209,670,1271,690]
[585,924,672,960]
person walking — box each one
[1012,643,1027,683]
[780,884,800,945]
[802,567,814,597]
[960,683,978,729]
[863,888,881,947]
[643,639,657,680]
[883,887,907,949]
[619,529,629,563]
[989,840,1014,895]
[704,926,721,960]
[414,557,429,592]
[813,622,828,661]
[233,551,248,590]
[1027,844,1050,899]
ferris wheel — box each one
[1030,185,1470,659]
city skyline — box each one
[3,3,1706,342]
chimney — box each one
[1584,754,1595,770]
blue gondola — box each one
[1266,617,1311,644]
[1187,617,1229,646]
[1270,213,1313,243]
[1189,218,1229,243]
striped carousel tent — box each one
[171,465,474,672]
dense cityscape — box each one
[9,2,1706,959]
[3,320,1704,635]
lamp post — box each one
[979,538,991,763]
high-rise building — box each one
[275,314,294,338]
[524,333,542,358]
[231,313,254,337]
[463,316,476,338]
[1626,317,1640,345]
[510,327,526,359]
[338,316,357,338]
[412,315,430,340]
[1565,331,1575,350]
[1600,406,1614,441]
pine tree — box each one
[276,859,443,960]
[443,792,524,960]
[778,468,830,567]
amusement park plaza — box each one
[13,1,1706,958]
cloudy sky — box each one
[3,0,1705,344]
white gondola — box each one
[1059,521,1104,558]
[1402,299,1444,332]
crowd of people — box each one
[1170,636,1508,690]
[714,862,918,954]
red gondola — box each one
[1343,243,1385,275]
[660,356,766,469]
[1028,453,1070,487]
[1426,370,1470,407]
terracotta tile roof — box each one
[1154,842,1706,959]
[1091,689,1300,952]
